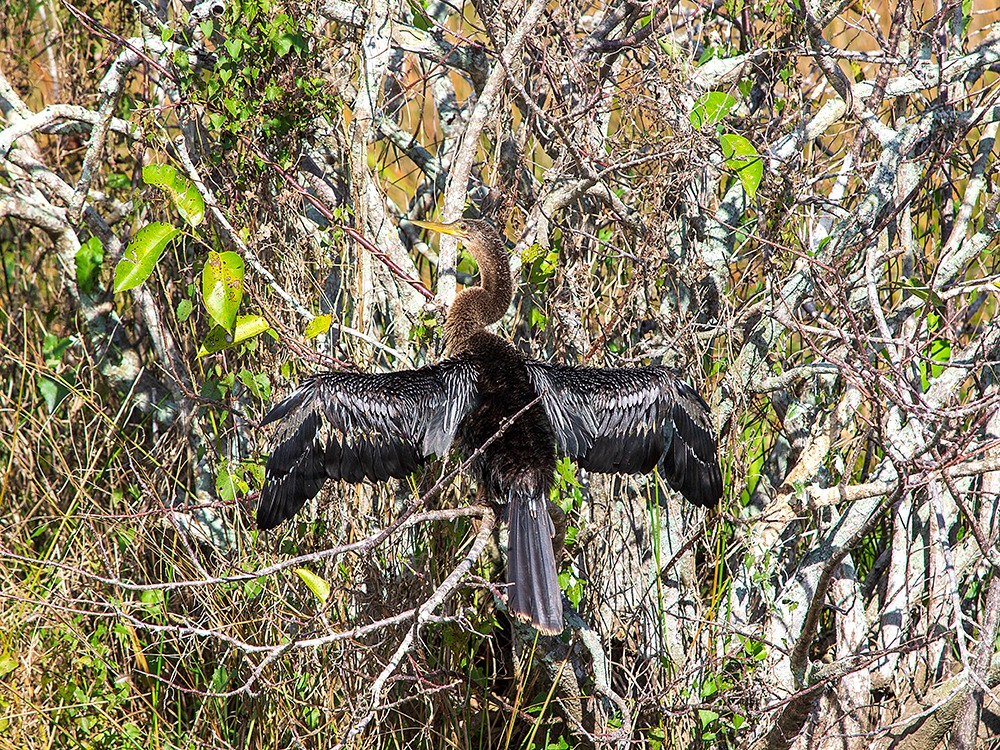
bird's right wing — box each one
[257,359,478,530]
[524,361,722,508]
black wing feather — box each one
[257,360,478,530]
[524,361,722,508]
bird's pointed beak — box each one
[410,219,459,237]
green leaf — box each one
[143,164,205,226]
[113,222,180,293]
[521,242,547,263]
[274,32,307,57]
[529,307,547,332]
[904,278,946,307]
[699,709,720,727]
[140,589,165,614]
[176,298,194,322]
[275,34,293,56]
[202,250,245,331]
[243,461,265,487]
[695,43,718,65]
[295,568,330,603]
[702,677,719,697]
[555,456,579,487]
[526,247,558,285]
[690,92,737,129]
[921,339,952,391]
[197,314,270,357]
[216,465,237,505]
[304,314,332,340]
[106,173,131,189]
[238,368,270,400]
[720,134,763,200]
[75,236,104,294]
[38,377,68,412]
[211,665,229,692]
[43,333,70,368]
[744,638,767,660]
[0,651,18,678]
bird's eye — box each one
[458,221,467,230]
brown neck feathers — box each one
[445,223,512,352]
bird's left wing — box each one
[524,361,722,507]
[257,359,478,529]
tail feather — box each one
[507,491,563,634]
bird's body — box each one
[257,219,722,634]
[449,330,563,629]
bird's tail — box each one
[506,490,563,634]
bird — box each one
[256,218,723,634]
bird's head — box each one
[410,218,498,251]
[410,218,512,339]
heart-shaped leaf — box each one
[143,164,205,227]
[304,314,332,340]
[114,222,180,293]
[294,568,330,603]
[202,250,244,332]
[197,314,269,357]
[690,92,737,130]
[720,134,763,200]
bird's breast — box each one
[455,333,556,498]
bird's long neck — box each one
[445,234,512,352]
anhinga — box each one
[256,219,723,634]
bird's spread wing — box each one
[257,359,479,529]
[524,361,722,507]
